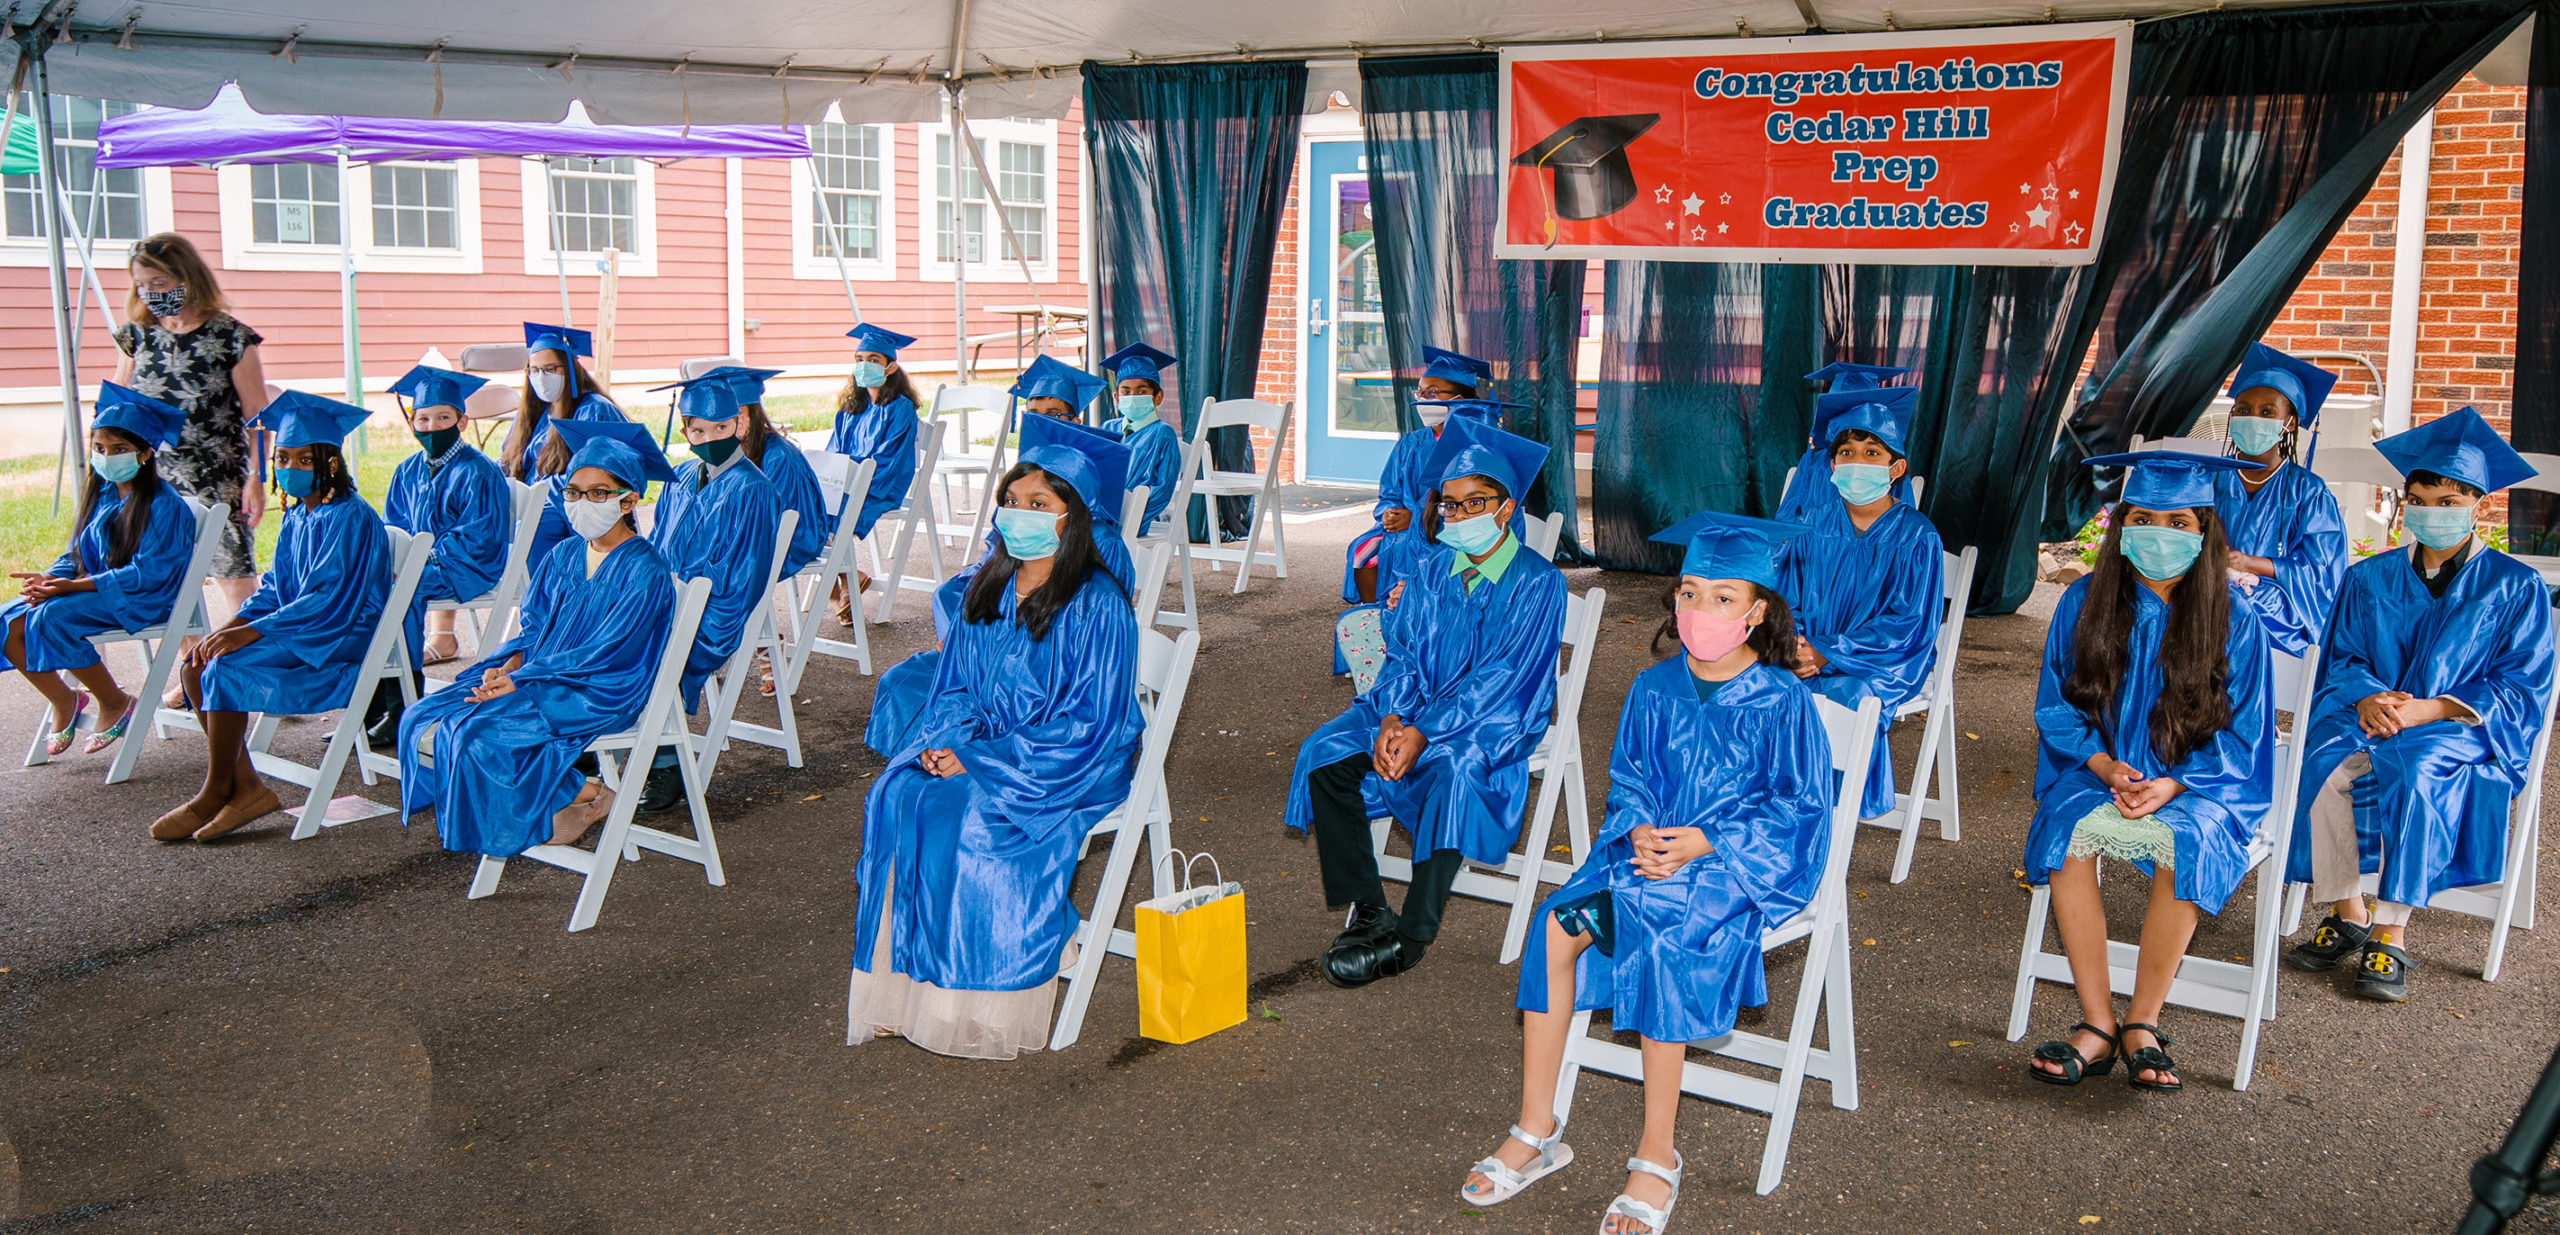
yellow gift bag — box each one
[1135,850,1247,1044]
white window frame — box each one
[918,116,1058,283]
[788,112,898,282]
[0,95,176,269]
[518,155,659,278]
[216,159,484,274]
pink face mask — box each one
[1675,608,1757,663]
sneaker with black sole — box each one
[637,763,685,815]
[2354,941,2414,1001]
[2283,914,2373,972]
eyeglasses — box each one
[562,486,631,503]
[1435,495,1502,518]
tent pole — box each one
[947,0,972,385]
[544,155,573,326]
[26,48,82,515]
[813,180,863,322]
[337,145,366,451]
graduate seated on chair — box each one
[500,321,626,484]
[1286,417,1567,988]
[1343,345,1496,606]
[3,384,194,761]
[1335,395,1527,694]
[690,365,829,697]
[640,374,785,814]
[399,426,680,856]
[824,322,922,620]
[1011,354,1106,423]
[367,365,514,749]
[2216,343,2348,657]
[1461,511,1835,1235]
[1097,341,1181,538]
[2022,451,2273,1094]
[2281,407,2555,1002]
[849,421,1143,1061]
[1773,363,1913,524]
[1776,383,1943,823]
[159,392,393,844]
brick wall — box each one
[1252,164,1303,481]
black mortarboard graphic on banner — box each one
[1512,113,1661,239]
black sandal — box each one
[2030,1022,2118,1086]
[2118,1022,2182,1093]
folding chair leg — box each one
[1551,1009,1596,1122]
[1756,915,1838,1195]
[468,854,508,899]
[1824,922,1860,1110]
[1164,536,1200,629]
[287,718,363,841]
[2482,816,2537,983]
[1050,820,1147,1051]
[2004,884,2054,1041]
[1561,755,1593,864]
[1229,501,1265,595]
[1500,766,1568,965]
[2280,881,2308,936]
[1267,499,1290,579]
[565,783,644,934]
[1890,707,1949,884]
[2235,863,2283,1090]
[1936,713,1962,842]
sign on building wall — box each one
[1497,23,2130,265]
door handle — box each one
[1306,295,1328,336]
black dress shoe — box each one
[2354,941,2414,1001]
[637,763,685,815]
[1323,902,1401,988]
[2283,914,2373,972]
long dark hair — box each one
[837,364,920,416]
[2062,503,2234,766]
[503,353,611,477]
[283,442,359,509]
[961,463,1102,641]
[73,426,166,573]
[1651,580,1802,674]
[738,402,777,465]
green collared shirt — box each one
[1449,529,1521,592]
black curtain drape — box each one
[2508,1,2560,552]
[1083,61,1307,540]
[1359,54,1590,560]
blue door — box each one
[1301,139,1400,486]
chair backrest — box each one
[1799,694,1887,927]
[493,479,545,595]
[2131,434,2225,456]
[1131,628,1204,779]
[929,383,1017,452]
[1118,484,1151,537]
[1129,538,1174,628]
[457,343,530,373]
[1193,396,1289,438]
[464,380,523,423]
[365,528,436,686]
[1930,545,1979,694]
[901,415,950,507]
[679,356,741,381]
[1550,586,1609,739]
[625,578,715,744]
[2513,629,2560,817]
[2308,443,2406,491]
[158,497,227,636]
[1524,511,1564,560]
[718,509,799,674]
[2512,454,2560,497]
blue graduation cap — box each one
[554,418,679,496]
[256,390,373,450]
[2082,450,2259,510]
[845,323,916,359]
[1011,355,1107,410]
[1805,362,1908,393]
[1420,345,1495,392]
[1101,342,1177,386]
[1424,415,1550,499]
[390,365,490,414]
[701,365,786,407]
[1648,509,1812,589]
[2374,406,2538,494]
[1812,385,1921,457]
[91,382,188,449]
[522,321,594,359]
[1018,412,1131,524]
[649,372,750,424]
[2226,343,2339,427]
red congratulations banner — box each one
[1497,24,2129,265]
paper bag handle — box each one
[1153,848,1226,893]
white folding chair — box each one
[2279,627,2559,982]
[463,577,717,933]
[679,356,740,381]
[868,416,951,623]
[921,383,1018,553]
[695,510,803,781]
[1049,626,1202,1050]
[2129,434,2228,456]
[781,457,879,689]
[2004,647,2319,1091]
[426,479,545,665]
[1860,544,1978,883]
[24,498,226,786]
[1551,694,1883,1196]
[1370,585,1608,965]
[1523,511,1564,560]
[1131,462,1198,631]
[1175,397,1295,596]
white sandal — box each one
[1458,1120,1574,1207]
[1599,1153,1682,1235]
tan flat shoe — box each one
[150,805,206,842]
[193,786,283,841]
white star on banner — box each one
[1716,221,1729,234]
[2009,221,2022,234]
[2041,182,2059,201]
[1682,193,1703,216]
[2069,189,2081,200]
[2026,204,2054,230]
[1691,225,1709,240]
[1664,219,1675,230]
[2065,221,2086,244]
[2020,182,2033,194]
[1655,184,1673,203]
[1719,192,1732,205]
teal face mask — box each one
[2402,505,2475,550]
[1116,393,1157,424]
[2227,416,2285,457]
[89,450,142,484]
[1830,461,1894,505]
[275,466,316,498]
[995,507,1063,561]
[1437,510,1506,555]
[2118,525,2203,581]
[852,361,888,389]
[690,435,741,467]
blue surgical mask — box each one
[2402,505,2475,551]
[2227,416,2285,457]
[275,466,316,498]
[1831,461,1894,505]
[995,507,1063,561]
[89,450,142,483]
[852,361,888,389]
[1116,393,1157,424]
[1437,510,1506,556]
[2118,525,2203,581]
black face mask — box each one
[414,426,462,459]
[691,436,741,467]
[142,286,188,318]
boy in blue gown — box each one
[1343,345,1494,604]
[1773,362,1914,523]
[1465,512,1836,1230]
[2214,343,2349,656]
[158,391,392,843]
[1288,417,1567,986]
[1776,384,1944,821]
[825,323,921,619]
[368,364,514,748]
[3,384,195,758]
[400,433,680,857]
[2282,407,2555,1000]
[849,422,1143,1060]
[1010,355,1106,423]
[1097,341,1182,537]
[1334,396,1525,691]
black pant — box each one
[1305,753,1467,945]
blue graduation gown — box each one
[511,392,628,482]
[0,484,195,674]
[401,536,677,857]
[1777,498,1945,818]
[383,443,513,668]
[2025,577,2274,913]
[1102,417,1182,536]
[854,574,1144,992]
[198,496,392,715]
[1288,541,1567,866]
[1342,424,1444,602]
[2212,462,2347,657]
[1518,659,1836,1043]
[757,434,833,577]
[2285,546,2556,904]
[826,393,917,539]
[656,457,782,713]
[1773,446,1916,524]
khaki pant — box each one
[2306,750,2412,926]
